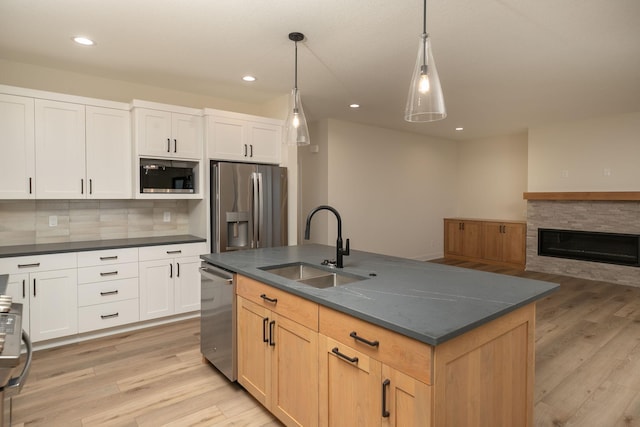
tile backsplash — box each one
[0,200,190,246]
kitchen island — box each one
[201,244,558,427]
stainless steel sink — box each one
[259,262,366,289]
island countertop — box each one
[201,244,558,346]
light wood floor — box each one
[12,260,640,426]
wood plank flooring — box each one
[11,259,640,426]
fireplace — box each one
[538,228,640,267]
[525,195,640,287]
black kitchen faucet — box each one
[304,205,350,268]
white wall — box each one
[302,119,458,260]
[457,133,528,220]
[0,58,273,117]
[528,112,640,191]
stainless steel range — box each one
[0,275,32,427]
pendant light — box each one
[404,0,446,122]
[284,32,311,146]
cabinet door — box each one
[135,108,172,158]
[237,297,270,406]
[85,106,132,199]
[139,259,174,320]
[0,94,35,199]
[381,365,431,427]
[503,223,526,266]
[173,255,201,314]
[34,99,86,199]
[461,221,482,259]
[319,335,382,427]
[482,222,504,262]
[271,313,319,427]
[172,113,202,159]
[207,115,247,161]
[248,122,281,164]
[444,220,463,256]
[29,268,78,342]
[6,273,30,335]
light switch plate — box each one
[49,215,57,227]
[163,211,171,222]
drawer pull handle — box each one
[382,379,391,417]
[166,250,182,254]
[269,320,276,346]
[100,256,118,261]
[260,294,278,304]
[350,331,379,347]
[331,347,359,364]
[101,312,119,320]
[100,271,118,277]
[100,290,119,296]
[18,263,40,268]
[263,317,269,343]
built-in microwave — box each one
[139,158,196,193]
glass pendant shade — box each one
[404,33,446,122]
[284,88,310,146]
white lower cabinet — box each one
[77,248,140,333]
[30,268,78,342]
[0,252,78,342]
[5,274,30,336]
[139,242,206,320]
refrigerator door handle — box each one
[257,172,264,248]
[251,172,260,248]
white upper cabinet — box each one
[132,102,203,160]
[0,94,35,199]
[85,106,131,199]
[0,86,132,200]
[35,99,86,199]
[34,99,132,199]
[205,109,282,165]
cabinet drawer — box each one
[138,242,206,261]
[78,278,139,306]
[236,275,318,331]
[78,298,140,333]
[319,306,432,384]
[77,262,138,284]
[0,252,77,274]
[77,248,138,267]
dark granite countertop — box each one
[201,244,558,346]
[0,235,206,258]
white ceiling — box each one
[1,0,639,141]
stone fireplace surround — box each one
[525,192,640,287]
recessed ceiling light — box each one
[242,75,256,82]
[349,104,360,109]
[72,36,95,46]
[455,127,464,131]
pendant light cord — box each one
[422,0,427,69]
[423,0,427,34]
[294,40,298,90]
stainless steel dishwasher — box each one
[199,262,236,381]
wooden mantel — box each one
[523,191,640,201]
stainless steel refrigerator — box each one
[210,161,288,252]
[202,162,287,381]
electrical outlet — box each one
[49,215,57,227]
[163,211,171,222]
[603,168,611,176]
[561,170,569,178]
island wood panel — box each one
[237,275,319,331]
[318,334,382,427]
[432,303,535,427]
[319,306,432,385]
[381,364,432,427]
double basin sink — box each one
[259,262,367,289]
